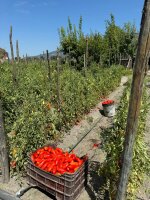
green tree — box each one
[59,14,138,68]
[59,16,85,69]
[59,16,103,69]
[121,22,138,59]
[103,14,124,65]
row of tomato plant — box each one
[0,60,129,174]
[98,80,150,199]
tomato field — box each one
[0,5,150,199]
[0,61,129,173]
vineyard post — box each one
[9,26,14,62]
[116,0,150,199]
[0,100,10,183]
[16,40,20,62]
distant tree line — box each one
[59,14,138,69]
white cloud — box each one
[14,1,28,7]
[16,9,30,14]
[14,1,30,14]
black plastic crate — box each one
[26,147,88,200]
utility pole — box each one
[116,0,150,199]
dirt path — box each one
[0,76,128,200]
[58,76,128,200]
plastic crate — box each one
[26,149,88,200]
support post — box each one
[109,49,111,67]
[0,100,10,183]
[25,54,28,64]
[9,26,14,62]
[46,50,51,81]
[85,37,88,68]
[84,53,86,76]
[56,49,61,111]
[116,0,150,199]
[119,53,121,65]
[43,51,45,60]
[16,40,20,62]
[99,54,102,66]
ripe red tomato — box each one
[30,146,85,175]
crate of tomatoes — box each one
[26,145,88,200]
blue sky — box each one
[0,0,144,57]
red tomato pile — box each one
[102,99,114,106]
[31,146,84,175]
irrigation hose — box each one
[0,189,20,200]
[68,117,101,153]
[15,186,36,198]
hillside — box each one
[32,50,65,59]
[0,48,8,59]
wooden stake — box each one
[0,100,10,183]
[46,50,51,81]
[68,46,71,67]
[16,40,20,62]
[9,26,17,84]
[99,54,102,66]
[43,51,45,57]
[85,37,88,68]
[115,53,117,65]
[9,26,14,62]
[25,54,28,64]
[119,53,121,65]
[56,49,61,111]
[109,49,111,67]
[84,53,86,76]
[116,1,150,199]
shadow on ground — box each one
[38,189,56,200]
[85,161,110,200]
[99,109,105,117]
